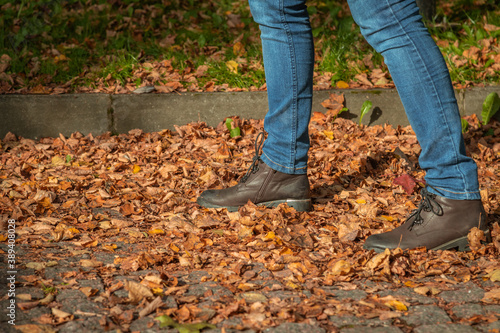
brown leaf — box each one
[393,173,417,195]
[80,259,103,268]
[338,222,360,243]
[467,227,486,252]
[482,288,500,303]
[13,325,56,333]
[123,280,154,303]
[139,296,164,318]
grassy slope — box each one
[0,0,498,93]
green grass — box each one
[0,0,498,92]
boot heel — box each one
[432,236,469,251]
[286,199,312,212]
[432,229,492,252]
[260,199,312,212]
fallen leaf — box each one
[393,173,417,195]
[123,280,154,303]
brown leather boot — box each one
[197,133,311,212]
[363,188,491,252]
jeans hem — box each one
[261,152,307,175]
[426,185,481,200]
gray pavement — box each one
[1,242,499,333]
[1,86,499,139]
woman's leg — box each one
[249,0,314,175]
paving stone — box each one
[340,326,404,333]
[320,287,367,301]
[263,322,326,333]
[250,279,282,288]
[162,295,178,309]
[128,316,159,332]
[15,287,45,300]
[185,282,233,298]
[216,317,245,329]
[414,324,478,333]
[44,265,79,280]
[403,305,451,326]
[79,279,106,293]
[483,304,500,316]
[186,270,211,283]
[377,287,436,305]
[57,317,103,333]
[94,252,118,265]
[451,303,484,319]
[271,269,294,279]
[129,269,161,276]
[203,328,255,333]
[329,315,391,328]
[477,320,500,333]
[263,290,302,303]
[355,279,393,291]
[113,288,130,298]
[56,289,101,314]
[438,282,485,303]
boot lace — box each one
[240,132,265,183]
[407,187,443,231]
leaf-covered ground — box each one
[1,107,499,331]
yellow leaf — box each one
[336,80,349,89]
[286,281,302,290]
[384,300,408,311]
[0,234,7,242]
[51,155,65,166]
[323,130,334,140]
[103,243,117,251]
[238,283,257,291]
[488,269,500,282]
[266,263,285,271]
[328,260,352,276]
[152,287,164,295]
[54,54,68,63]
[169,243,180,253]
[356,199,366,204]
[404,280,418,288]
[263,231,275,241]
[233,42,245,56]
[133,164,141,174]
[381,215,395,222]
[279,247,294,256]
[40,197,53,208]
[67,227,80,234]
[149,228,165,235]
[226,60,238,74]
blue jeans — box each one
[248,0,480,200]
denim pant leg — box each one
[248,0,314,175]
[347,0,480,200]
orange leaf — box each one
[336,80,349,89]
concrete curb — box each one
[1,86,499,139]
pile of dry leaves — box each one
[0,98,499,330]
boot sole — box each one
[365,228,492,253]
[197,198,312,212]
[431,228,492,252]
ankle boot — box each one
[364,188,491,252]
[197,133,311,212]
